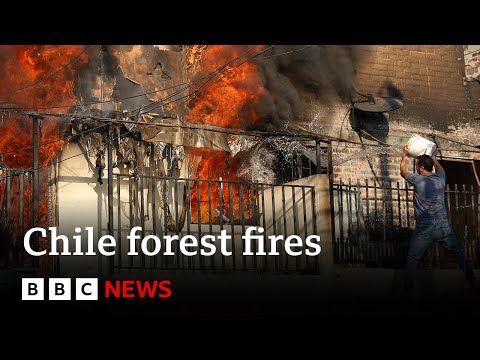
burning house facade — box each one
[0,45,332,275]
[1,45,479,275]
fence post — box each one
[365,178,370,261]
[32,116,40,265]
[476,186,480,268]
[327,142,336,260]
[315,139,322,174]
[107,125,114,274]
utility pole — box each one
[32,115,40,265]
[107,125,114,273]
[315,139,322,174]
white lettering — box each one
[23,227,46,256]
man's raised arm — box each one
[432,150,445,174]
[400,144,410,180]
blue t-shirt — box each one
[406,172,448,221]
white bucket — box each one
[406,134,437,158]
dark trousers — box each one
[406,219,475,289]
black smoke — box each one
[75,45,119,111]
[255,45,359,130]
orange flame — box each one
[186,45,264,129]
[0,45,88,235]
[185,45,265,223]
[0,45,88,168]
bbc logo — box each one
[22,278,98,300]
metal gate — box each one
[0,169,35,267]
[333,179,480,268]
[110,174,318,273]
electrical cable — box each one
[1,45,388,180]
[0,46,90,97]
[0,127,130,180]
[335,106,353,154]
[133,46,273,117]
[360,129,393,147]
[0,45,274,118]
[0,122,109,156]
[252,45,315,60]
[139,46,276,119]
[0,72,215,111]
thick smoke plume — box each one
[75,46,119,113]
[255,45,359,130]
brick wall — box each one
[309,45,480,187]
[332,144,406,185]
[355,45,469,122]
[464,45,480,80]
[464,45,480,120]
[356,46,467,105]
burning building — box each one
[0,45,334,275]
[1,45,479,276]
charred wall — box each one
[464,45,480,120]
[355,45,472,132]
[301,45,480,186]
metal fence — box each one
[110,174,318,273]
[333,179,480,268]
[0,169,35,267]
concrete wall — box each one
[55,143,332,274]
[261,174,332,272]
[56,143,108,277]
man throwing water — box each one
[400,144,476,292]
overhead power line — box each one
[252,45,315,60]
[0,72,215,111]
[137,46,276,118]
[1,45,261,113]
[131,46,265,116]
[0,122,108,157]
[0,45,274,115]
[1,128,130,180]
[0,46,90,97]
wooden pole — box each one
[107,125,114,273]
[32,115,40,264]
[315,139,322,174]
[327,142,336,253]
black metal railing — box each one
[110,175,318,273]
[333,179,480,268]
[0,169,35,268]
